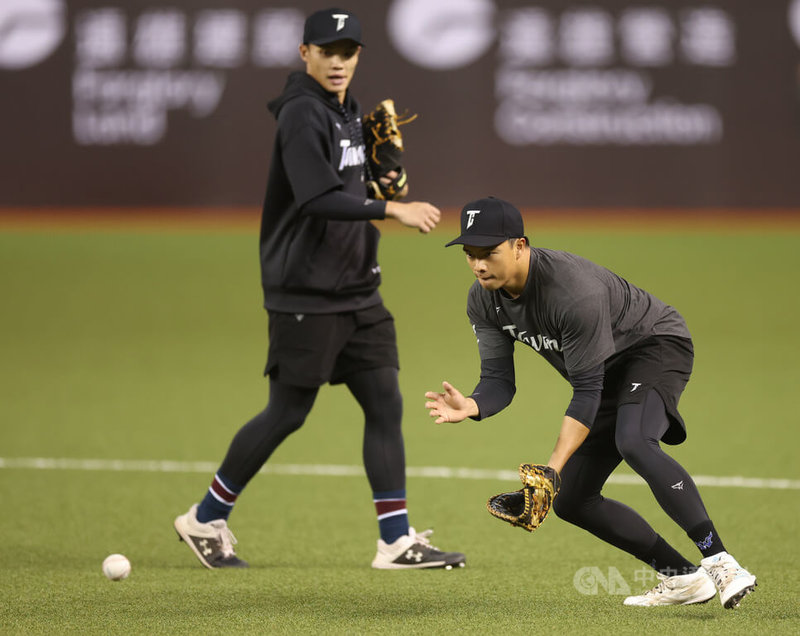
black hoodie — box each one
[259,72,386,313]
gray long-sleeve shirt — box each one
[467,247,690,383]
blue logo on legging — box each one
[695,532,713,550]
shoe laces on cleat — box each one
[704,557,739,591]
[640,574,670,598]
[209,520,238,558]
[412,528,439,550]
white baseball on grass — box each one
[102,554,131,581]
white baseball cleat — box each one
[174,503,248,569]
[700,551,757,609]
[623,568,716,606]
[371,527,466,570]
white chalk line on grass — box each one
[1,457,799,491]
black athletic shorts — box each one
[263,303,399,388]
[577,335,694,454]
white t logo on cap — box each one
[466,209,480,228]
[332,13,349,31]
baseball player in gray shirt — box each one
[425,197,756,608]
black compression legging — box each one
[553,389,710,562]
[218,367,405,493]
[346,367,406,492]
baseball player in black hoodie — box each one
[174,8,465,571]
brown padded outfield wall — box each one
[2,0,800,209]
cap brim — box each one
[307,36,363,46]
[444,235,507,247]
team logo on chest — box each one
[338,138,365,170]
[502,323,561,352]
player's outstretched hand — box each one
[424,381,477,424]
[385,200,440,234]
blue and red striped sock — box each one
[374,489,409,544]
[196,473,241,523]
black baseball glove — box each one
[487,464,561,532]
[362,99,417,201]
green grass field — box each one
[1,219,799,634]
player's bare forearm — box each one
[385,200,440,233]
[547,415,590,473]
[424,381,478,423]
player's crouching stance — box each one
[425,197,755,606]
[174,8,464,572]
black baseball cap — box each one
[303,8,363,46]
[445,197,527,247]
